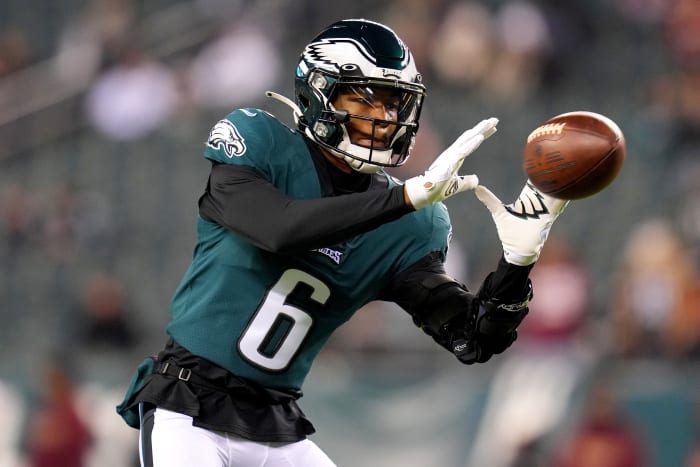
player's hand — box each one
[451,336,494,365]
[439,306,498,366]
[436,314,489,365]
[472,287,531,358]
[474,181,569,266]
[450,293,530,364]
[404,118,498,210]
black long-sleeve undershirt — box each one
[198,163,413,253]
[198,156,531,317]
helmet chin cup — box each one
[336,138,392,174]
[342,155,386,174]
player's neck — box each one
[320,148,353,174]
[318,147,371,194]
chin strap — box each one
[265,91,303,126]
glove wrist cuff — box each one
[503,249,538,266]
[403,176,429,210]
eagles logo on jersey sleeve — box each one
[204,108,275,168]
[207,119,247,158]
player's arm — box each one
[199,163,412,253]
[198,116,499,253]
[380,252,533,364]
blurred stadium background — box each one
[1,0,699,466]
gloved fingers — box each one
[477,117,499,141]
[428,136,478,172]
[442,132,488,175]
[429,117,499,171]
[452,338,481,365]
[542,195,570,216]
[427,139,480,178]
[479,331,517,355]
[474,185,505,214]
[482,124,498,140]
[449,119,494,151]
[521,181,570,215]
[454,340,493,365]
[476,348,494,363]
[452,174,480,194]
[454,134,485,165]
[452,118,498,153]
[465,117,499,142]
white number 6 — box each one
[238,269,330,371]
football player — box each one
[117,19,568,467]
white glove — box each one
[404,118,498,210]
[474,181,569,266]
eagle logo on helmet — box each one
[207,119,247,158]
[303,37,410,76]
[304,38,377,73]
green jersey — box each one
[166,109,452,390]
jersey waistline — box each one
[120,338,315,442]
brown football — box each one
[522,111,626,200]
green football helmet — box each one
[269,19,426,174]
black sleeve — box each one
[380,253,533,340]
[382,253,532,313]
[198,163,413,253]
[379,252,475,337]
[476,256,533,303]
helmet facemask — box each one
[305,75,424,173]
